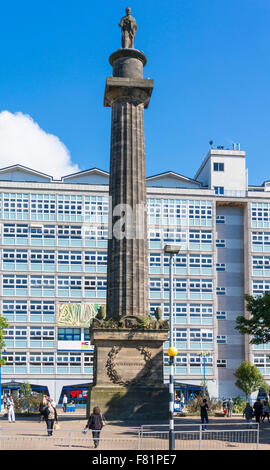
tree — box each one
[16,382,41,414]
[234,361,269,401]
[0,314,9,366]
[235,292,270,344]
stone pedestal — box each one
[88,329,169,420]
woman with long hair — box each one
[84,406,105,448]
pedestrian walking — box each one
[200,398,209,431]
[253,398,263,423]
[222,398,228,417]
[38,395,48,422]
[83,406,105,448]
[262,399,270,422]
[62,394,68,413]
[180,394,185,412]
[174,396,180,415]
[243,402,253,427]
[227,397,233,417]
[43,400,58,436]
[3,393,7,410]
[6,393,15,423]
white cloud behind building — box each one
[0,111,80,179]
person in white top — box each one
[62,394,68,412]
[6,393,15,423]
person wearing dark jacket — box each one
[200,398,209,431]
[43,400,58,436]
[253,399,263,423]
[84,406,105,448]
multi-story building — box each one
[1,145,269,405]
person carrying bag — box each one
[83,406,105,448]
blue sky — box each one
[0,0,269,183]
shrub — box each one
[186,397,222,414]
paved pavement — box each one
[0,413,269,450]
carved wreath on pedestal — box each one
[105,344,153,386]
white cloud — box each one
[0,111,80,179]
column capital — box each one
[104,76,153,108]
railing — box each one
[139,423,259,451]
[0,423,259,450]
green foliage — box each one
[235,292,270,344]
[138,315,152,329]
[14,383,42,414]
[232,396,247,414]
[186,397,222,414]
[234,360,269,400]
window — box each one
[163,199,187,221]
[85,252,107,266]
[163,228,187,244]
[3,193,29,218]
[30,250,55,264]
[58,328,81,341]
[3,249,28,263]
[216,239,226,247]
[252,256,270,271]
[84,277,107,291]
[253,280,270,295]
[188,200,212,223]
[189,255,213,269]
[31,194,56,220]
[216,263,226,271]
[173,329,187,342]
[149,254,161,267]
[217,359,227,368]
[213,162,224,171]
[189,230,212,244]
[189,279,213,292]
[84,196,109,222]
[150,279,161,292]
[217,335,227,344]
[214,187,224,195]
[58,225,82,240]
[216,311,227,320]
[216,287,226,295]
[30,301,55,317]
[252,203,270,226]
[3,223,28,239]
[216,215,225,224]
[190,304,213,320]
[57,195,82,223]
[84,226,108,241]
[58,276,82,291]
[164,254,187,268]
[3,301,27,318]
[252,232,270,249]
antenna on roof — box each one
[209,140,213,148]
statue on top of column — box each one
[119,7,137,49]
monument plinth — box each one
[87,8,169,421]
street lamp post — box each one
[164,244,181,451]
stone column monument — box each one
[87,8,169,421]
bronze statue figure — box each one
[119,7,137,49]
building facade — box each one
[1,147,270,404]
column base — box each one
[87,385,169,421]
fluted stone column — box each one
[87,46,169,422]
[104,49,153,320]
